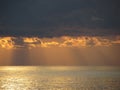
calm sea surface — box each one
[0,66,120,90]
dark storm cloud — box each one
[0,0,120,37]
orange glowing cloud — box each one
[23,37,41,44]
[0,37,14,49]
[0,36,120,49]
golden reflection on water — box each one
[0,66,120,90]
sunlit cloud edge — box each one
[0,36,120,49]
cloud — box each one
[0,0,120,37]
[0,36,120,49]
[0,37,14,49]
[1,25,119,38]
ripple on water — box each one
[0,66,120,90]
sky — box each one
[0,0,120,66]
[0,0,120,37]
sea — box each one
[0,66,120,90]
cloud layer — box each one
[0,0,120,37]
[0,36,120,49]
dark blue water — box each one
[0,66,120,90]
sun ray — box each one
[0,36,120,65]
